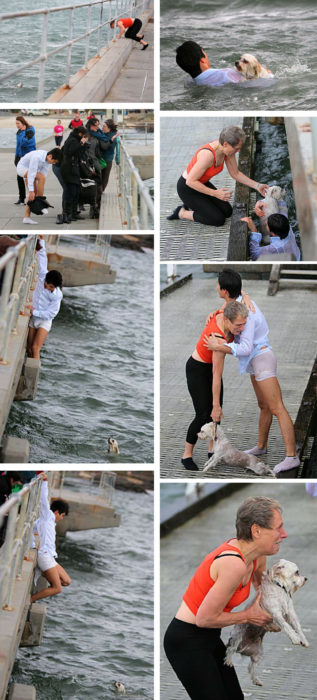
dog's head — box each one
[197,422,223,441]
[114,681,125,693]
[269,559,307,595]
[108,437,120,454]
[265,185,286,201]
[235,53,262,79]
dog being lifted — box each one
[259,185,286,244]
[197,422,274,477]
[225,559,309,686]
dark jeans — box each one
[55,135,63,146]
[177,175,232,227]
[125,18,142,41]
[15,156,25,201]
[186,356,223,444]
[164,619,244,700]
[101,162,113,191]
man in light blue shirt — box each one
[243,200,301,260]
[176,41,244,87]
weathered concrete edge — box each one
[295,355,317,478]
[160,273,192,298]
[227,116,255,261]
[160,483,247,538]
[46,11,153,103]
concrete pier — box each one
[161,482,317,700]
[46,10,153,103]
[0,315,30,442]
[46,242,116,286]
[160,270,317,477]
[51,487,121,534]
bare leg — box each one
[251,375,272,448]
[32,327,49,359]
[179,207,194,221]
[252,376,296,456]
[56,562,71,587]
[27,327,36,357]
[31,565,62,602]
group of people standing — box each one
[14,112,119,225]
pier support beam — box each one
[20,603,46,647]
[15,358,41,401]
[0,436,30,463]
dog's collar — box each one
[271,577,291,597]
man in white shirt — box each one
[31,475,71,603]
[203,269,300,474]
[243,200,301,261]
[16,148,62,225]
[26,237,63,359]
[176,41,245,87]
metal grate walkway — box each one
[160,117,243,261]
[160,272,317,478]
[161,482,317,699]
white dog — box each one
[197,423,275,477]
[114,681,126,693]
[235,53,273,80]
[108,437,120,454]
[259,185,286,244]
[225,559,308,686]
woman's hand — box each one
[211,406,224,423]
[241,291,255,313]
[213,187,233,202]
[257,183,269,196]
[241,216,257,232]
[253,200,266,217]
[245,592,273,627]
[112,131,120,140]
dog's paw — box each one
[300,639,309,647]
[253,679,263,687]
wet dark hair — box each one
[47,148,63,164]
[105,118,117,131]
[218,269,242,299]
[176,41,204,78]
[267,213,290,239]
[45,270,63,289]
[51,499,69,515]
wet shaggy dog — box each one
[197,423,274,477]
[108,437,120,454]
[235,53,273,79]
[225,559,309,686]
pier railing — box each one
[0,0,151,101]
[0,473,46,611]
[0,236,37,365]
[117,141,154,229]
[47,233,112,262]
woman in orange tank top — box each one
[167,125,269,226]
[110,17,148,49]
[164,496,287,700]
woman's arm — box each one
[211,350,225,423]
[196,557,273,628]
[116,20,126,38]
[185,151,232,201]
[225,154,268,196]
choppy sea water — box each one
[5,244,154,463]
[161,0,317,110]
[10,477,154,699]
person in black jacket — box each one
[60,126,89,223]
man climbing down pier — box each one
[110,17,149,50]
[26,237,63,359]
[31,475,71,603]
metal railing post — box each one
[37,11,49,101]
[97,1,104,55]
[65,8,75,86]
[85,3,92,67]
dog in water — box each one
[235,53,273,80]
[197,423,274,476]
[108,437,120,454]
[114,681,126,693]
[225,559,308,686]
[259,185,286,243]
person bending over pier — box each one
[31,475,71,603]
[110,18,149,50]
[16,148,63,225]
[26,237,63,359]
[166,126,268,227]
[203,269,300,474]
[242,200,300,261]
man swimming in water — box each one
[176,41,244,87]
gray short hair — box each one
[224,301,248,323]
[219,126,246,147]
[236,497,282,541]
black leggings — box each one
[125,18,142,41]
[177,175,232,227]
[101,161,113,190]
[186,356,223,445]
[164,619,244,700]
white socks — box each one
[23,217,38,225]
[274,456,300,474]
[244,446,267,456]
